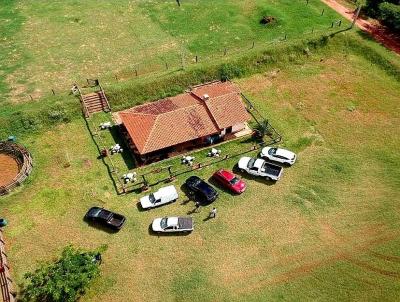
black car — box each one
[84,207,126,230]
[185,176,218,204]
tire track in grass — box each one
[238,222,400,293]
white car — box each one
[238,157,283,181]
[139,185,178,209]
[260,147,297,166]
[152,216,194,233]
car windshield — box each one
[160,218,168,229]
[268,148,277,156]
[149,193,156,204]
[247,158,256,169]
[229,177,240,185]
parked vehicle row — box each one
[238,147,297,181]
[84,146,296,232]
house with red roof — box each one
[114,81,251,164]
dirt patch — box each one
[0,154,20,187]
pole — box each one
[351,6,361,29]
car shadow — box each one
[83,218,120,234]
[147,224,191,237]
[180,183,195,205]
[135,202,147,212]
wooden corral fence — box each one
[0,142,33,196]
[0,229,16,302]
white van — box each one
[140,185,179,209]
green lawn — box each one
[1,35,399,301]
[0,0,345,103]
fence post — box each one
[141,175,149,191]
[195,55,198,63]
[135,69,138,77]
[331,21,334,28]
[338,20,342,27]
[321,9,325,16]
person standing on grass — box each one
[209,207,217,219]
[195,201,201,212]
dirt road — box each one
[322,0,400,55]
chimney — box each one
[202,94,209,101]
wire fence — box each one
[104,21,348,84]
[21,16,349,102]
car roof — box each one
[254,158,265,169]
[275,148,294,158]
[217,169,235,180]
[157,185,177,195]
[166,217,179,227]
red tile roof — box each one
[117,81,250,154]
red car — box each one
[212,169,246,194]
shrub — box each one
[21,245,102,302]
[219,63,245,81]
[379,2,400,31]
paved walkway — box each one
[322,0,400,55]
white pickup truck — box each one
[139,185,178,209]
[238,157,283,181]
[152,216,194,233]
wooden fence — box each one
[0,142,33,196]
[0,229,15,302]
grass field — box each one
[1,31,399,301]
[0,0,343,103]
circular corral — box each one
[0,141,33,196]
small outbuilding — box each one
[114,81,251,164]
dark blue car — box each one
[185,176,218,205]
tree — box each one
[379,2,400,31]
[21,245,102,302]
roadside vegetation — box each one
[1,28,399,301]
